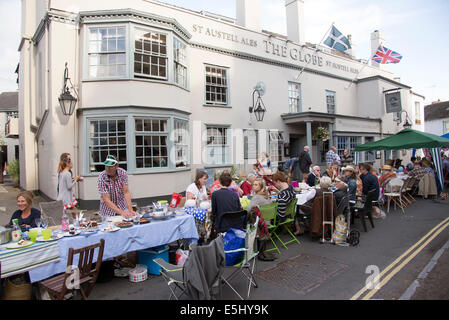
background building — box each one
[0,91,19,167]
[18,0,423,207]
[425,100,449,137]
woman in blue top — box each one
[8,191,41,231]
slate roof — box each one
[425,100,449,121]
[0,91,18,112]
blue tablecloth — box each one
[28,214,198,283]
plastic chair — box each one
[153,235,225,300]
[222,216,259,300]
[384,178,405,214]
[39,200,64,226]
[39,239,105,300]
[271,198,301,249]
[258,202,280,254]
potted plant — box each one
[313,127,330,141]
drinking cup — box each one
[28,229,38,242]
[42,229,52,240]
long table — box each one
[28,214,198,283]
[0,241,60,279]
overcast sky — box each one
[1,0,448,104]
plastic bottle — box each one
[11,219,22,242]
[61,211,70,232]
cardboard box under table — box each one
[137,245,169,275]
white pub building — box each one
[18,0,425,207]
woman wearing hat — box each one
[379,165,396,187]
[342,166,357,201]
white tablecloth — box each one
[28,214,198,283]
[296,189,316,205]
[0,241,60,279]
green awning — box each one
[355,128,449,151]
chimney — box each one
[236,0,261,31]
[371,30,385,69]
[285,0,305,45]
[346,34,355,58]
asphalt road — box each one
[1,178,448,300]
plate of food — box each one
[80,220,98,228]
[62,230,81,237]
[139,218,151,224]
[5,240,34,249]
[101,226,120,232]
[116,221,133,228]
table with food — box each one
[0,202,198,283]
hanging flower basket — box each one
[313,127,330,141]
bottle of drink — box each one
[61,211,70,232]
[11,219,22,242]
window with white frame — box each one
[269,131,284,162]
[243,129,258,160]
[173,37,187,88]
[88,26,126,78]
[134,29,167,80]
[205,66,228,105]
[135,118,168,169]
[336,136,361,158]
[415,102,421,124]
[173,119,189,168]
[206,126,230,165]
[89,119,127,173]
[288,82,301,113]
[326,90,336,114]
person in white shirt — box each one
[186,171,209,201]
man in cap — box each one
[97,155,135,218]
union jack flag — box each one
[372,45,403,64]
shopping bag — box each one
[332,215,348,244]
[176,249,189,266]
[223,228,246,266]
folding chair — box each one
[351,189,376,232]
[222,216,259,300]
[384,178,405,214]
[258,203,280,254]
[39,200,64,226]
[401,177,417,204]
[39,239,105,300]
[271,199,301,249]
[154,235,225,300]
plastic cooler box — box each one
[137,245,169,275]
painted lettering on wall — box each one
[193,24,257,47]
[192,24,359,74]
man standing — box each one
[340,149,353,167]
[298,146,312,175]
[326,146,341,166]
[97,155,135,218]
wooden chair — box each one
[39,239,105,300]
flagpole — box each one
[296,23,334,80]
[345,60,369,89]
